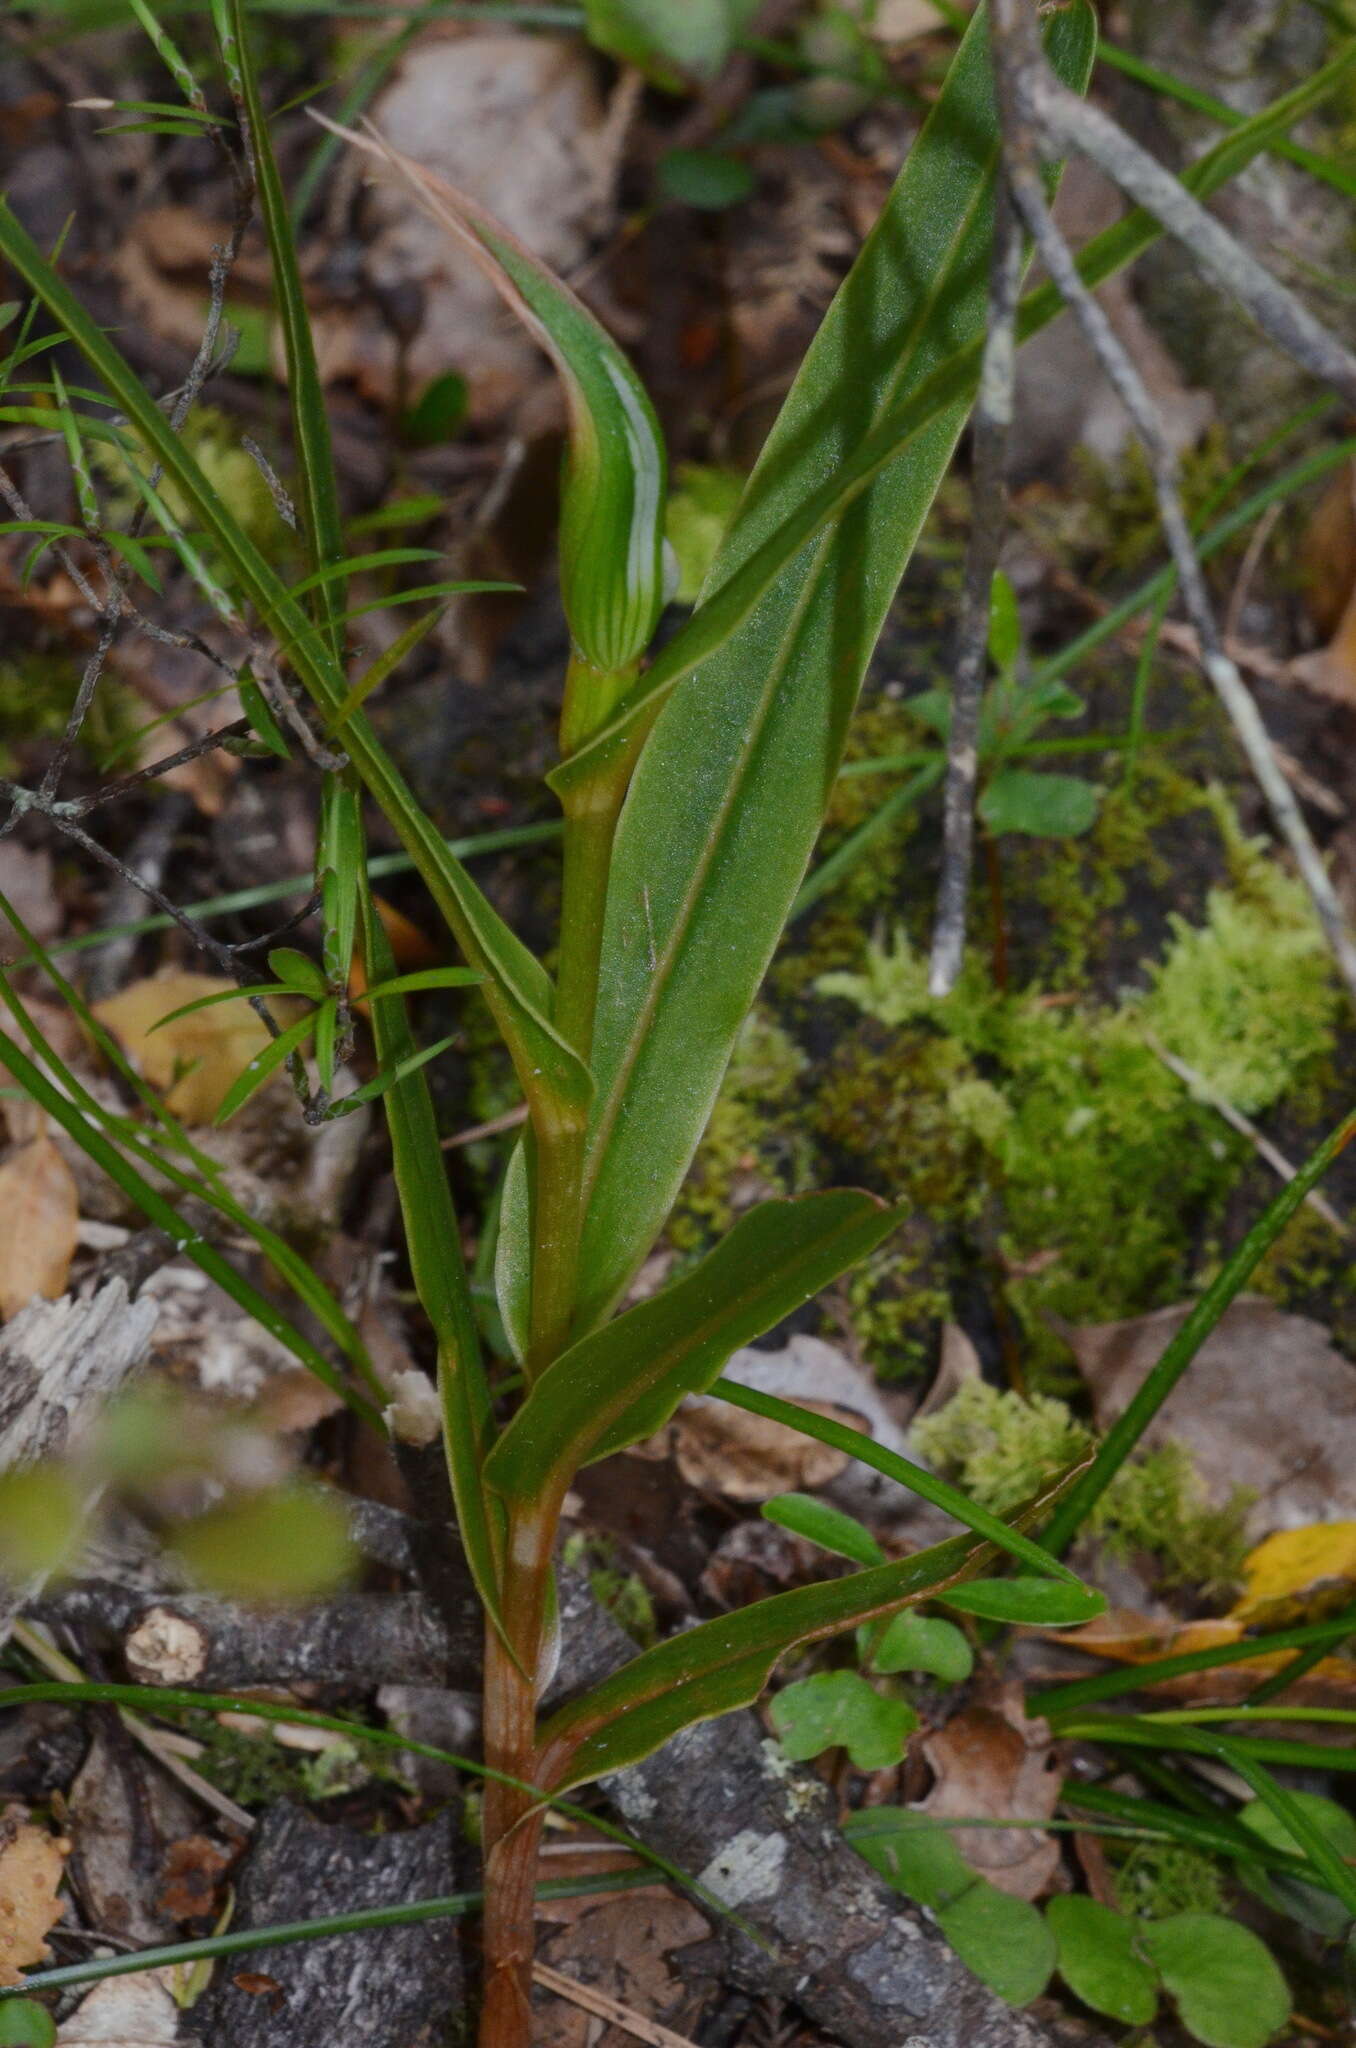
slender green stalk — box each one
[2,1871,654,2001]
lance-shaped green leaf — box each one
[0,199,590,1142]
[538,1519,1001,1793]
[570,3,1098,1331]
[552,27,1351,822]
[318,114,667,682]
[484,1190,902,1504]
[358,889,508,1641]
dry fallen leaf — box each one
[1232,1521,1356,1627]
[0,1135,79,1319]
[1068,1297,1356,1532]
[93,972,293,1126]
[536,1889,709,2048]
[1051,1609,1356,1706]
[920,1688,1062,1902]
[0,1814,69,1984]
[56,1973,181,2044]
[668,1398,849,1501]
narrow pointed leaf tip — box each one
[313,112,667,678]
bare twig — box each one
[988,0,1356,1006]
[928,182,1022,997]
[532,1961,702,2048]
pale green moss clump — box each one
[912,1381,1253,1598]
[1115,1841,1228,1921]
[1144,832,1339,1115]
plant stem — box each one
[478,1504,559,2048]
[555,777,625,1066]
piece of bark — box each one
[605,1713,1102,2048]
[187,1803,461,2048]
[0,1280,158,1640]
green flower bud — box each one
[322,125,668,679]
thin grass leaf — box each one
[568,3,1098,1332]
[364,968,484,999]
[125,0,209,112]
[357,890,507,1638]
[0,891,380,1394]
[326,605,445,731]
[2,1875,656,2002]
[1208,1739,1356,1916]
[711,1377,1086,1584]
[1042,1106,1356,1554]
[212,1006,322,1124]
[145,983,300,1028]
[290,547,444,591]
[1064,1784,1321,1886]
[0,1023,379,1425]
[336,1028,458,1110]
[0,204,589,1133]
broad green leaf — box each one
[571,3,1098,1331]
[846,1808,1056,2005]
[170,1482,356,1602]
[936,1882,1056,2007]
[936,1577,1105,1626]
[762,1492,886,1569]
[1140,1914,1290,2048]
[320,117,666,681]
[978,768,1099,838]
[770,1669,916,1769]
[1047,1896,1159,2027]
[867,1609,973,1681]
[0,201,589,1139]
[843,1806,974,1906]
[538,1516,1010,1791]
[0,2001,57,2048]
[357,889,507,1644]
[484,1191,902,1504]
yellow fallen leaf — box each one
[93,971,285,1125]
[1232,1521,1356,1627]
[1054,1612,1243,1664]
[0,1819,69,1985]
[0,1135,79,1320]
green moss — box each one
[912,1382,1252,1598]
[841,1230,954,1384]
[813,1023,991,1215]
[1022,759,1207,982]
[664,463,745,604]
[1115,1841,1227,1921]
[97,406,289,557]
[1145,868,1338,1115]
[0,656,141,777]
[669,1009,811,1252]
